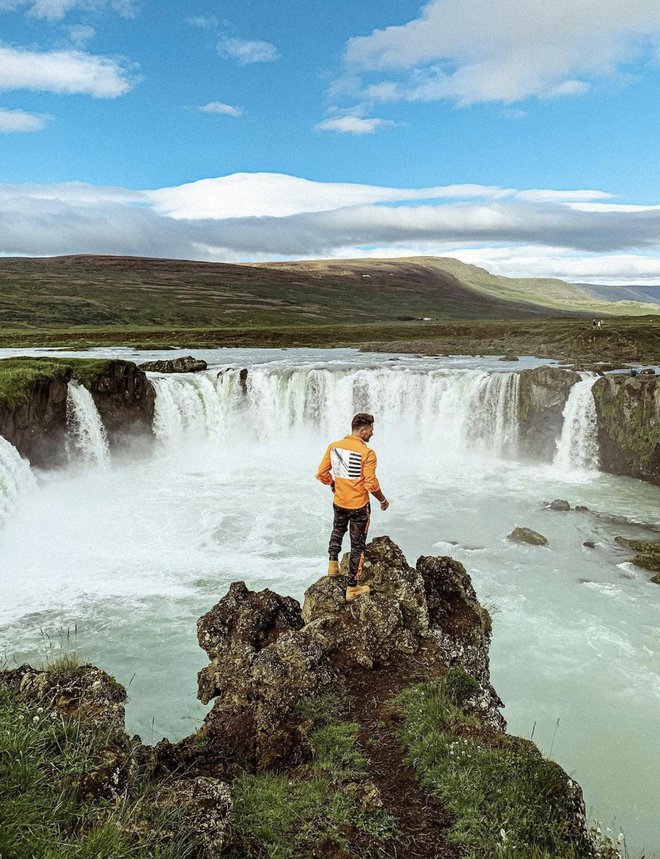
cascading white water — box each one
[554,376,599,472]
[151,366,521,460]
[66,382,111,467]
[0,435,35,524]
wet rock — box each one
[518,366,581,460]
[640,367,656,375]
[575,505,589,512]
[592,374,660,486]
[239,368,249,393]
[0,359,154,466]
[139,355,207,373]
[583,541,596,549]
[507,527,548,546]
[549,499,571,511]
[499,354,519,361]
[156,776,232,857]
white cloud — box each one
[341,0,660,105]
[0,107,49,132]
[314,115,394,135]
[0,46,137,97]
[198,101,242,117]
[66,23,96,48]
[0,0,135,20]
[148,173,510,220]
[217,37,279,65]
[2,173,660,283]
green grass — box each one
[0,358,111,408]
[0,683,195,858]
[395,669,591,859]
[228,693,396,858]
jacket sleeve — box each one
[363,449,381,493]
[316,445,333,485]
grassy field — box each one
[1,254,659,334]
[1,316,659,364]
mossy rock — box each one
[632,553,660,573]
[507,527,548,546]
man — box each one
[316,413,389,602]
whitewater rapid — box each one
[0,348,658,856]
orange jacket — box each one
[316,435,380,509]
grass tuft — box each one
[395,670,592,859]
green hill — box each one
[1,254,657,332]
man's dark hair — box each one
[351,412,374,430]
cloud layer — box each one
[2,173,660,284]
[340,0,660,105]
[0,107,49,131]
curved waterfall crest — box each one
[0,435,35,525]
[554,374,600,472]
[66,381,110,468]
[151,366,523,459]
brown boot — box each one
[346,584,370,602]
[327,560,340,577]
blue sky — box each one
[2,0,660,283]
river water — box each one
[0,348,658,856]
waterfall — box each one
[0,435,35,525]
[150,366,522,460]
[554,376,600,472]
[66,382,111,467]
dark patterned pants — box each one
[328,503,371,587]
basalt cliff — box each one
[1,539,600,858]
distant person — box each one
[591,319,597,329]
[316,413,389,602]
[596,319,603,330]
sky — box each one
[2,0,660,282]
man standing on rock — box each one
[316,413,389,602]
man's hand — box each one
[380,499,389,511]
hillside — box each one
[1,254,658,332]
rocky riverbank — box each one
[1,538,610,858]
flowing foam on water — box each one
[0,435,35,525]
[66,382,110,467]
[152,366,522,460]
[553,375,599,473]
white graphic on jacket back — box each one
[330,447,362,480]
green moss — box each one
[0,683,195,858]
[309,722,369,778]
[632,553,660,572]
[0,357,112,408]
[395,674,590,859]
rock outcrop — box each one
[518,366,581,460]
[140,355,207,373]
[0,372,70,466]
[592,374,660,486]
[0,359,154,466]
[191,537,504,776]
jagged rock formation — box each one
[139,355,207,373]
[518,365,581,459]
[0,359,154,466]
[592,374,660,485]
[191,537,505,777]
